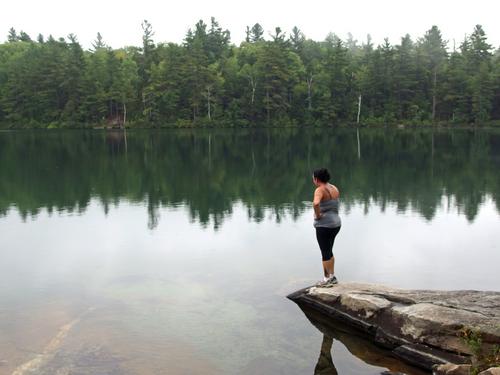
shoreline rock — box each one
[287,282,500,372]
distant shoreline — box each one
[1,122,500,130]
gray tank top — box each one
[314,198,341,228]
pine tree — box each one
[139,20,157,120]
[468,25,493,123]
[18,31,32,42]
[420,26,448,121]
[250,24,264,42]
[393,35,416,120]
[7,28,17,42]
[92,32,107,51]
[290,26,305,52]
[257,31,295,122]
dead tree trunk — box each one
[248,76,257,105]
[123,103,127,127]
[206,86,212,120]
[357,95,362,124]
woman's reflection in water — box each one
[314,334,338,375]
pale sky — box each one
[2,0,499,50]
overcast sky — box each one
[2,0,499,50]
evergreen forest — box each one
[1,19,499,128]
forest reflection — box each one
[1,128,499,229]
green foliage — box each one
[460,328,500,374]
[0,22,498,127]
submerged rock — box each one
[287,282,500,372]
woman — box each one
[312,168,341,287]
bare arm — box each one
[313,188,323,219]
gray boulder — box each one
[288,282,500,372]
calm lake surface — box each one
[1,128,499,374]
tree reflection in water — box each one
[1,128,499,228]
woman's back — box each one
[314,184,341,228]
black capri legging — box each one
[316,226,341,261]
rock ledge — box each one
[287,282,500,372]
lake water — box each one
[1,128,499,374]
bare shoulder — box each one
[313,187,323,203]
[329,184,340,198]
[314,187,323,197]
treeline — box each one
[1,19,499,128]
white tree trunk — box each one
[123,103,127,127]
[250,76,256,105]
[357,95,362,124]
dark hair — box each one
[313,168,330,183]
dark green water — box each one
[1,128,499,374]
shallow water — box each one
[0,128,499,374]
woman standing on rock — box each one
[312,168,341,287]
